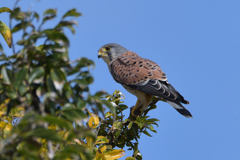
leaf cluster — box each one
[0,7,112,160]
[0,5,160,160]
[92,91,159,160]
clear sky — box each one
[1,0,240,159]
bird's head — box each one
[98,43,128,65]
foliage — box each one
[0,5,159,160]
[0,7,12,48]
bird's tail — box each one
[166,100,193,118]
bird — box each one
[98,43,192,118]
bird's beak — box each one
[98,49,108,59]
[98,51,102,59]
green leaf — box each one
[51,47,69,60]
[11,21,32,33]
[77,58,94,69]
[24,127,62,142]
[135,118,144,129]
[76,99,86,109]
[14,67,28,90]
[84,131,97,144]
[46,75,57,92]
[16,39,26,45]
[6,90,17,99]
[146,118,160,123]
[118,104,128,111]
[19,83,29,96]
[125,157,136,160]
[50,69,66,91]
[18,149,39,160]
[43,30,69,47]
[143,130,152,137]
[0,21,12,48]
[102,100,114,113]
[62,107,87,122]
[62,9,81,19]
[113,121,122,130]
[0,7,12,13]
[42,9,57,24]
[68,58,94,75]
[42,92,58,103]
[28,67,45,84]
[43,116,73,130]
[55,144,91,160]
[33,12,39,21]
[63,83,73,99]
[105,111,113,118]
[55,20,78,34]
[147,124,157,133]
[115,130,121,140]
[0,43,3,53]
[25,93,32,105]
[75,79,88,89]
[10,7,24,20]
[128,121,133,129]
[44,9,57,16]
[86,76,94,84]
[1,66,11,84]
[140,116,149,122]
[96,136,109,144]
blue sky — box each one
[1,0,240,159]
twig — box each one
[143,97,162,116]
[9,0,21,54]
[13,0,20,8]
[69,57,81,64]
[47,141,54,159]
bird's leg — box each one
[131,99,143,116]
[131,94,152,117]
[143,96,162,116]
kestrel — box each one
[98,43,192,118]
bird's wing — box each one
[110,51,189,104]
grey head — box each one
[98,43,128,65]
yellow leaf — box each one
[0,21,12,48]
[125,157,136,160]
[39,147,47,155]
[105,112,112,118]
[0,98,10,110]
[104,149,125,160]
[5,117,13,122]
[4,98,10,103]
[41,138,46,144]
[11,107,25,117]
[63,131,69,140]
[0,121,7,128]
[100,145,107,153]
[48,125,57,130]
[0,111,6,116]
[0,7,12,13]
[4,123,12,133]
[86,135,95,148]
[95,152,106,160]
[74,138,87,147]
[88,113,99,129]
[96,136,109,144]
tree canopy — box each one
[0,5,159,160]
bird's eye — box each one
[105,46,111,51]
